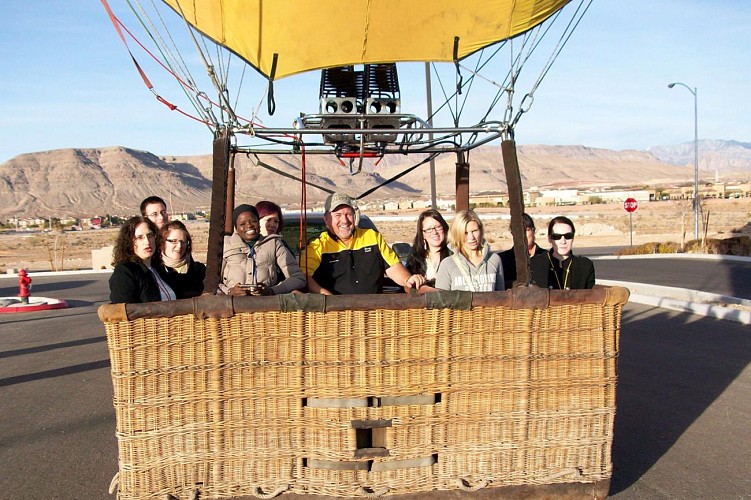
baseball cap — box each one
[324,192,356,213]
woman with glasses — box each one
[219,204,305,296]
[406,209,452,291]
[529,216,595,290]
[156,220,206,299]
[109,216,176,303]
[434,210,505,292]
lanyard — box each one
[547,253,572,290]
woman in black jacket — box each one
[109,216,176,303]
[156,220,206,299]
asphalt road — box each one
[591,255,751,300]
[1,264,749,499]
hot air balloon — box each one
[98,1,628,498]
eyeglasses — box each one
[422,226,444,234]
[135,232,155,241]
[551,232,574,241]
[166,238,189,246]
[147,210,168,218]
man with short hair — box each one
[499,213,545,289]
[301,193,425,295]
[140,196,170,230]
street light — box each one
[667,82,699,240]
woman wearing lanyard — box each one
[109,216,176,303]
[529,216,595,290]
[218,204,305,296]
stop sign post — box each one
[624,197,638,246]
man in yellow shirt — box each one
[301,193,425,295]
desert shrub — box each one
[616,242,682,255]
[615,236,750,256]
[703,236,751,256]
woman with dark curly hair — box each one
[109,216,176,303]
[156,220,206,299]
[405,209,452,291]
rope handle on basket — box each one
[539,467,583,482]
[252,484,290,499]
[355,486,390,498]
[108,472,119,495]
[457,477,489,491]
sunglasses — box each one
[550,232,574,241]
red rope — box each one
[100,0,258,127]
[299,142,308,269]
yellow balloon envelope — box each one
[162,0,570,79]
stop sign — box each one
[623,198,638,213]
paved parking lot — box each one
[1,270,749,499]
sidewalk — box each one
[597,279,751,325]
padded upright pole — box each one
[225,154,236,234]
[502,139,529,287]
[455,151,469,212]
[204,129,231,294]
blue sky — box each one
[1,1,749,164]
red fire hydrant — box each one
[18,268,31,304]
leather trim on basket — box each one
[306,458,370,471]
[278,293,326,312]
[510,286,550,309]
[425,290,473,310]
[371,455,437,472]
[98,303,127,322]
[306,397,369,408]
[194,294,234,319]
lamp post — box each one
[667,82,699,240]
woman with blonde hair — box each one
[434,210,504,291]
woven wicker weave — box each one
[99,286,628,499]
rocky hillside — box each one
[0,142,746,218]
[649,139,751,177]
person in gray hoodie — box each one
[434,210,505,292]
[219,204,306,296]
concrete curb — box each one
[0,269,112,279]
[0,297,70,314]
[597,279,751,325]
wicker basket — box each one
[99,286,628,499]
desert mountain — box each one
[1,142,747,218]
[649,140,751,177]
